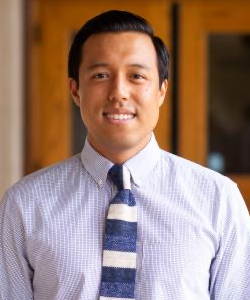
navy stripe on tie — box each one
[104,235,137,252]
[105,219,137,237]
[101,267,136,283]
[100,282,135,298]
[111,190,136,206]
[108,165,124,190]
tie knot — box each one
[108,165,131,191]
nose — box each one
[108,75,129,102]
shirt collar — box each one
[81,134,160,188]
[81,140,113,187]
[124,134,160,187]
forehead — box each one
[81,31,157,66]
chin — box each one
[106,134,149,152]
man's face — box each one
[70,31,168,163]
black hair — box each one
[68,10,169,87]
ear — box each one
[69,78,80,106]
[158,79,168,107]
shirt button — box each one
[98,179,103,186]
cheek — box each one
[77,95,92,121]
[79,90,101,110]
[140,87,161,109]
[136,85,153,103]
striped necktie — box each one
[99,164,137,300]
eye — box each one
[130,73,145,80]
[93,73,109,79]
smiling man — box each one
[1,10,250,300]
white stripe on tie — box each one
[107,204,137,222]
[122,166,131,190]
[102,250,137,268]
[100,297,135,300]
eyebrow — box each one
[86,62,109,71]
[128,63,151,70]
[86,62,151,71]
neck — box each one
[87,136,151,164]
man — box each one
[0,10,250,300]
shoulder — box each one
[1,154,83,208]
[158,149,242,210]
[159,149,250,231]
[159,149,231,188]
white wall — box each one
[0,0,24,198]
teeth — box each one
[106,114,134,120]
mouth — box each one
[104,113,136,120]
[103,112,136,123]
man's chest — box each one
[26,190,215,300]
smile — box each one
[105,113,135,120]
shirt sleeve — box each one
[209,181,250,300]
[0,190,33,299]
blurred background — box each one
[1,0,250,210]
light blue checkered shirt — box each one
[1,135,250,300]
